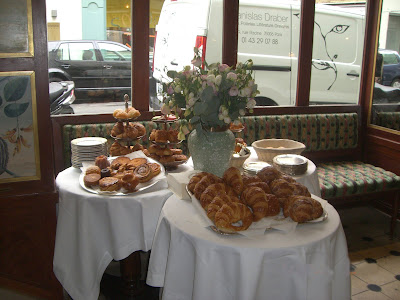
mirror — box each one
[369,0,400,133]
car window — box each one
[56,43,70,60]
[382,53,400,65]
[98,42,131,61]
[65,42,96,61]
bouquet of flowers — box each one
[161,47,259,140]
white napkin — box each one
[167,170,199,200]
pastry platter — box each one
[186,182,328,236]
[79,156,165,195]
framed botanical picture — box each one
[0,71,41,183]
[0,0,34,58]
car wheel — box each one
[391,78,400,88]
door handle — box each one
[104,65,112,70]
[170,61,178,66]
[346,72,359,77]
[61,64,70,69]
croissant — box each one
[242,174,262,186]
[257,166,282,184]
[241,186,270,221]
[264,193,281,217]
[200,183,238,209]
[270,179,295,200]
[193,173,223,199]
[246,182,271,194]
[188,172,209,194]
[214,202,253,233]
[291,182,311,197]
[111,122,124,137]
[206,194,237,221]
[283,195,323,223]
[223,167,244,196]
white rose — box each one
[239,109,246,116]
[224,116,231,124]
[218,113,224,120]
[247,98,257,109]
[207,74,216,83]
[215,75,222,86]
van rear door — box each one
[153,0,211,86]
[237,1,299,106]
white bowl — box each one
[229,150,250,168]
[251,139,306,162]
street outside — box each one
[70,95,161,115]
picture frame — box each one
[0,0,34,58]
[0,71,41,183]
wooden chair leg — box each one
[390,191,399,239]
[120,251,144,297]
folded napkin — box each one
[167,169,199,200]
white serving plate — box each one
[79,156,165,196]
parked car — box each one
[48,40,157,104]
[379,49,400,88]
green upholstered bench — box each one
[59,112,399,235]
[375,112,400,131]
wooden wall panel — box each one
[0,193,61,299]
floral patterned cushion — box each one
[236,113,358,151]
[317,161,400,199]
[374,112,400,131]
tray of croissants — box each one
[80,152,165,195]
[187,166,327,235]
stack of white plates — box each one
[71,137,108,168]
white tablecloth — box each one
[53,167,173,300]
[146,194,350,300]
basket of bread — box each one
[187,166,325,234]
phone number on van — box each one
[241,37,279,45]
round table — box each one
[146,194,350,300]
[53,167,173,300]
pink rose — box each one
[229,86,239,96]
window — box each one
[98,42,131,61]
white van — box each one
[152,0,365,106]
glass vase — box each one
[188,126,235,177]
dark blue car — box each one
[380,49,400,88]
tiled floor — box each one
[1,205,400,300]
[339,206,400,300]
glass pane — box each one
[370,0,400,132]
[237,0,301,106]
[310,3,366,105]
[47,0,141,115]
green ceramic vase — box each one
[188,127,235,177]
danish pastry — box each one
[84,173,101,187]
[257,166,282,184]
[134,163,153,182]
[111,156,130,170]
[121,172,139,192]
[95,155,110,169]
[86,166,101,175]
[99,177,121,192]
[214,201,253,233]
